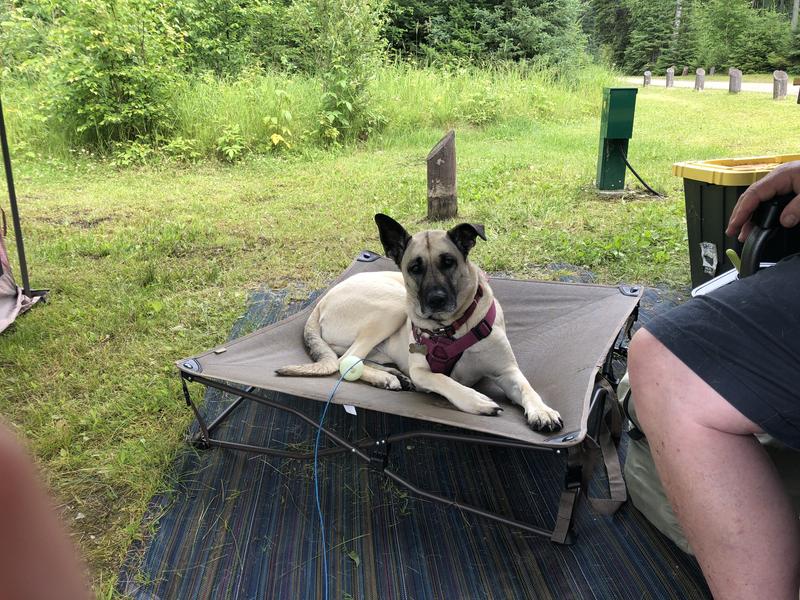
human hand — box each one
[726,160,800,242]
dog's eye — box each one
[440,255,456,269]
[407,261,423,275]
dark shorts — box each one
[644,253,800,449]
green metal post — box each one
[596,88,638,191]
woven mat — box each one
[118,283,708,599]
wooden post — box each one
[709,66,716,76]
[793,77,800,104]
[682,66,689,76]
[694,68,705,91]
[643,70,652,87]
[729,68,742,94]
[666,66,675,88]
[774,70,788,100]
[427,130,457,221]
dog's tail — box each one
[275,305,339,377]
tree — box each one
[582,0,631,67]
[385,0,587,63]
[657,0,698,70]
[694,0,791,71]
[622,0,674,72]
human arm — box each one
[0,423,93,600]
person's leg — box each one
[629,329,800,600]
[0,423,92,600]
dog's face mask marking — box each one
[375,214,486,321]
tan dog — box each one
[277,214,563,432]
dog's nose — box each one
[426,289,448,311]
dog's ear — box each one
[447,223,486,257]
[375,214,411,266]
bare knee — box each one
[627,328,680,433]
[628,328,655,372]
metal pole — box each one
[0,96,31,296]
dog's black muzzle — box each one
[421,287,455,316]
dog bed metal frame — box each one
[179,252,640,544]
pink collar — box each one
[411,286,496,376]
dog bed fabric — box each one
[178,251,641,448]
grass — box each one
[3,65,800,595]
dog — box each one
[276,214,563,432]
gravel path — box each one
[622,76,799,96]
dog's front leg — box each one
[408,354,502,416]
[493,367,563,432]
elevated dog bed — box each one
[179,251,641,543]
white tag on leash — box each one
[343,404,357,416]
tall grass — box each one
[170,70,323,156]
[3,62,618,161]
[2,81,76,159]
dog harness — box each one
[411,285,497,376]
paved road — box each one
[623,76,799,96]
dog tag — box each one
[409,343,428,355]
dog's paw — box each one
[395,372,416,392]
[526,405,563,433]
[451,390,503,416]
[383,374,403,391]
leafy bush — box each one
[215,124,247,162]
[455,87,503,126]
[0,1,54,79]
[164,136,202,162]
[262,89,294,151]
[42,0,184,149]
[110,140,155,168]
[313,0,388,144]
[169,0,255,77]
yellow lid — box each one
[672,154,800,186]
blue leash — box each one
[314,359,363,600]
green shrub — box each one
[455,87,503,126]
[167,0,323,75]
[215,124,247,162]
[313,0,388,144]
[169,0,255,77]
[0,1,54,79]
[164,136,202,162]
[42,0,184,150]
[263,89,294,151]
[110,140,155,168]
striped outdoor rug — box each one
[118,284,708,599]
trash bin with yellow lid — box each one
[673,154,800,287]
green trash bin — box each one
[673,155,800,287]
